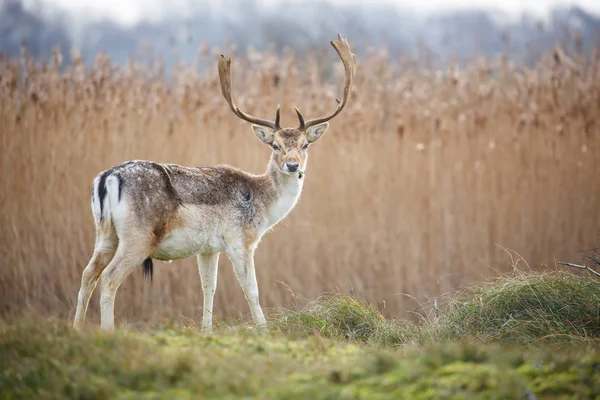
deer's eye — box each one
[271,144,280,151]
[302,143,309,150]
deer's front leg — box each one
[197,253,220,333]
[226,246,267,331]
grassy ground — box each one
[2,271,600,399]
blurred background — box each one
[3,0,600,68]
[1,0,599,326]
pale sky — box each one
[29,0,600,26]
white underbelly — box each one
[151,228,225,260]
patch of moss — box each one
[269,342,600,399]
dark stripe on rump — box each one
[117,172,125,201]
[142,257,154,282]
[97,169,112,221]
[97,168,124,220]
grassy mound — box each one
[434,271,600,344]
[270,293,417,345]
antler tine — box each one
[274,105,281,131]
[218,55,278,131]
[294,106,304,129]
[297,34,356,130]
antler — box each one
[296,34,356,131]
[218,55,281,131]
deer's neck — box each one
[264,158,304,227]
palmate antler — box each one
[218,34,356,132]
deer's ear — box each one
[306,122,329,143]
[251,125,275,145]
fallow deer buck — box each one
[73,34,356,332]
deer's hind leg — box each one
[74,229,118,330]
[98,233,156,330]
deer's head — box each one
[218,34,356,176]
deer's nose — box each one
[285,162,300,172]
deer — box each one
[73,34,356,332]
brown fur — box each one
[103,160,280,237]
[269,128,310,173]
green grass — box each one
[271,270,600,346]
[2,270,600,399]
[433,270,600,344]
[269,292,418,345]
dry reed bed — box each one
[0,45,598,325]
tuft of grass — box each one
[269,293,418,346]
[432,271,600,344]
